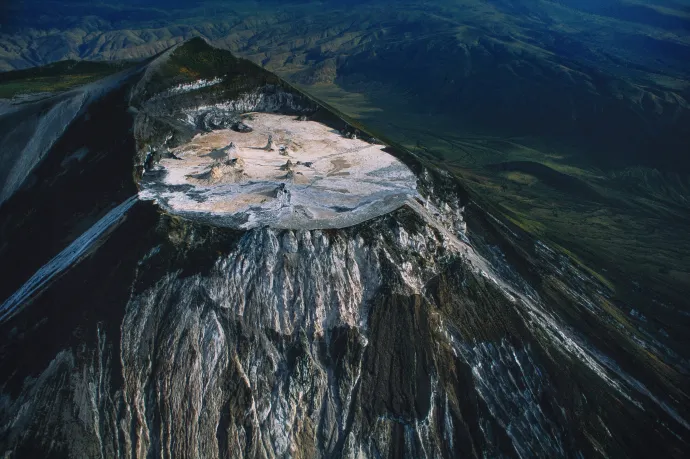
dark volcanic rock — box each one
[231,121,253,133]
[360,289,435,423]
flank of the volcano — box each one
[139,113,418,229]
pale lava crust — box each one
[139,113,418,229]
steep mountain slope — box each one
[0,62,140,205]
[3,1,688,304]
[0,39,688,458]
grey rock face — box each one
[0,208,422,455]
[3,198,687,457]
[179,86,314,133]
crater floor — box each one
[139,113,418,229]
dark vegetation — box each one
[0,60,133,98]
[141,37,282,97]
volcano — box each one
[0,38,688,458]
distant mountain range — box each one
[3,1,689,164]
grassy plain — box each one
[0,60,133,98]
[303,82,690,305]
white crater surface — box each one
[139,113,418,229]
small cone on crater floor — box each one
[217,142,237,162]
[264,134,274,151]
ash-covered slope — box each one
[0,38,688,458]
[0,63,143,206]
